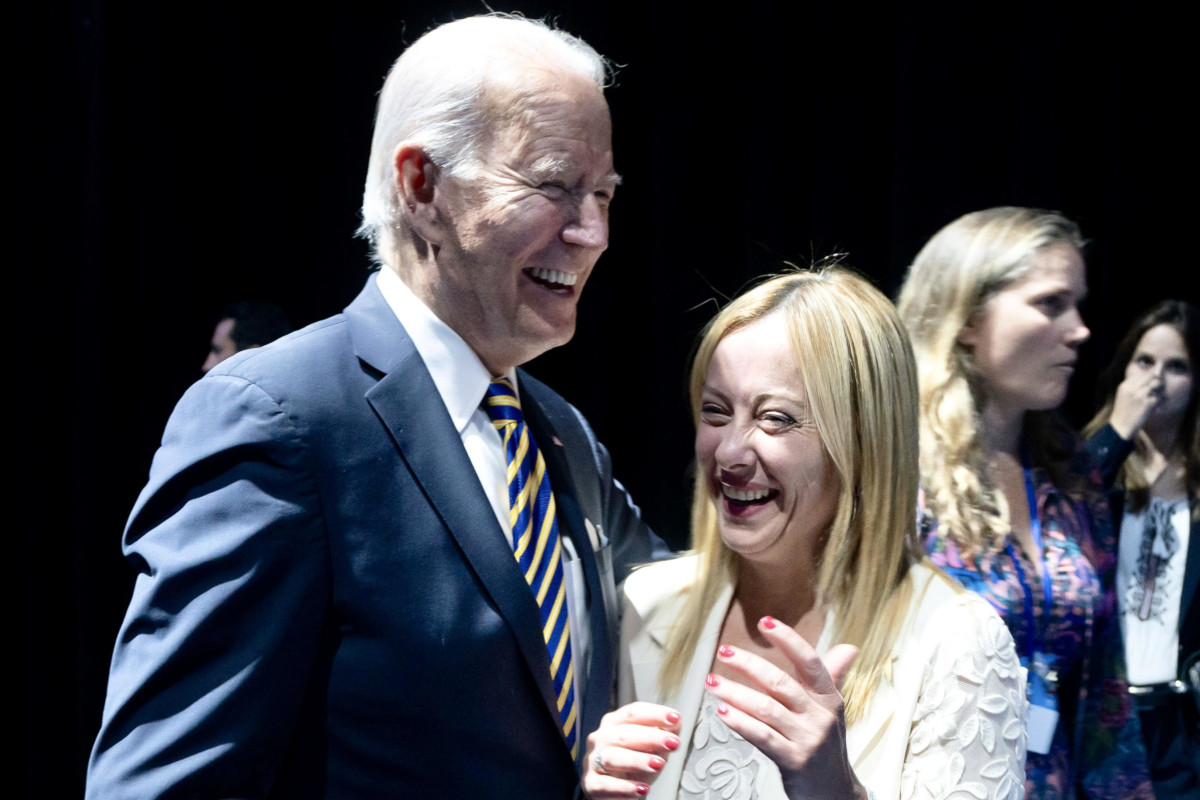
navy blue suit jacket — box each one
[86,274,667,799]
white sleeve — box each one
[899,597,1029,800]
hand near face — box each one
[1110,366,1164,440]
[1110,323,1194,440]
[582,702,682,798]
[704,617,867,800]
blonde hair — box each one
[660,266,923,724]
[896,207,1085,555]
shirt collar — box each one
[376,267,517,433]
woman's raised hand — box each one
[582,702,682,798]
[1111,365,1165,439]
[703,616,867,800]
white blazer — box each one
[619,557,1028,800]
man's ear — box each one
[394,143,443,244]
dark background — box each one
[14,0,1192,796]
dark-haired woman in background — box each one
[896,206,1153,800]
[1084,300,1199,799]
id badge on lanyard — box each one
[1008,450,1059,755]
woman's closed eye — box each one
[762,411,797,430]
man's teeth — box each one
[529,268,578,286]
[723,486,771,502]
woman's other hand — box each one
[582,702,682,798]
[1110,363,1165,439]
[704,616,868,800]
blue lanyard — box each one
[1005,447,1053,660]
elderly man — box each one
[86,15,667,799]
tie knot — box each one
[484,377,523,426]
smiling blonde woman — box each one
[580,267,1027,800]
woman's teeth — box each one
[723,486,771,502]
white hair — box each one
[357,14,610,257]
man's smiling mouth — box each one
[525,268,578,291]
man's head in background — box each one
[202,300,292,373]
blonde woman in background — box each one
[896,207,1153,800]
[581,267,1026,800]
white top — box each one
[1117,495,1190,685]
[621,557,1028,800]
[376,266,589,733]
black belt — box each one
[1128,679,1189,709]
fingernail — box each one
[649,756,666,770]
[664,735,681,751]
[760,615,776,630]
[717,644,735,658]
[717,701,729,715]
[636,784,650,795]
[705,673,720,687]
[666,711,681,724]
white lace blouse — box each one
[620,558,1029,800]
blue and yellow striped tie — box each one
[484,377,578,759]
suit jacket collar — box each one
[345,275,580,764]
[344,271,414,375]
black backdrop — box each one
[14,1,1192,796]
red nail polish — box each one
[666,711,681,724]
[717,645,735,658]
[705,673,719,687]
[760,615,776,630]
[717,701,729,715]
[649,756,666,770]
[664,735,680,751]
[636,784,650,795]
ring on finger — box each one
[593,749,606,775]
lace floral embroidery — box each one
[901,601,1027,800]
[680,692,764,800]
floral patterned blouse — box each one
[919,448,1154,800]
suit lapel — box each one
[346,276,568,749]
